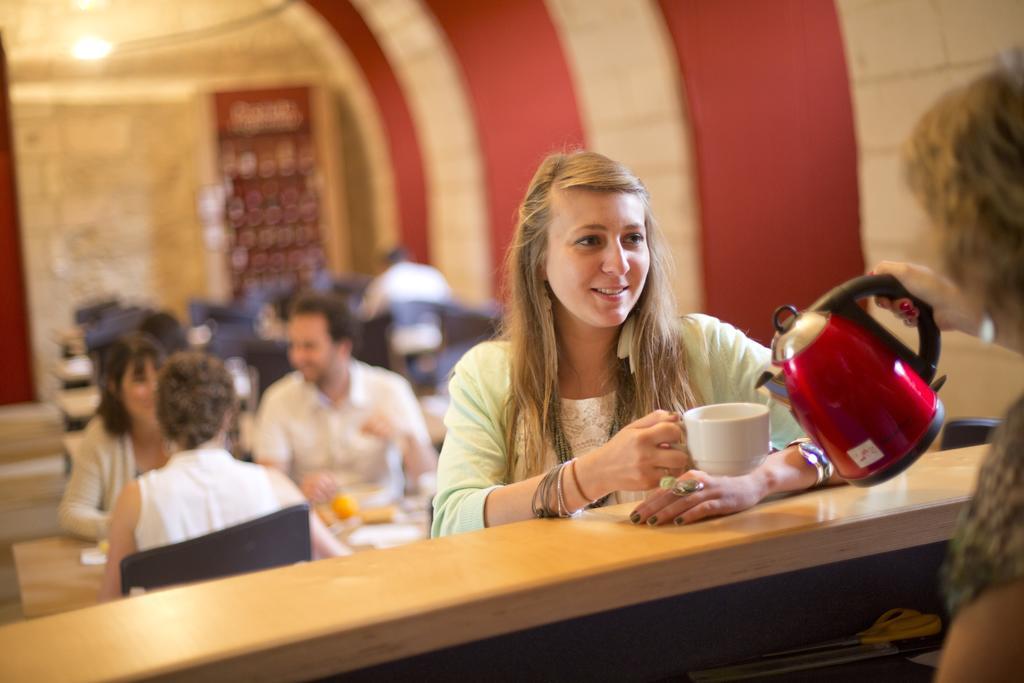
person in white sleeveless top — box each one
[100,352,348,601]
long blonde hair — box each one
[904,48,1024,331]
[501,151,699,480]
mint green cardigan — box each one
[432,314,803,537]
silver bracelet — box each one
[555,461,569,518]
[789,438,833,488]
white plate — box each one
[80,547,106,565]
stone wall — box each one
[836,0,1024,421]
[14,97,203,393]
[4,0,377,398]
[545,0,701,314]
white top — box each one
[254,361,432,501]
[135,448,279,552]
[360,261,452,319]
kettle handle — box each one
[809,274,941,383]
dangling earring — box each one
[616,315,637,374]
[978,311,997,345]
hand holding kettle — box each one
[765,273,946,486]
[871,261,1008,349]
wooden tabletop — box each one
[11,507,428,620]
[0,402,64,465]
[11,537,105,619]
[0,446,984,682]
[51,356,94,385]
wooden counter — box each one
[0,446,984,682]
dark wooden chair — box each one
[939,417,1000,451]
[243,338,292,402]
[120,503,311,595]
[353,311,394,371]
[187,298,259,332]
[437,303,501,380]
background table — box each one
[11,502,429,619]
[11,536,103,618]
[53,387,99,431]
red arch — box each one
[306,1,430,264]
[425,0,585,291]
[659,0,863,343]
[0,40,33,404]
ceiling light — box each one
[72,36,112,60]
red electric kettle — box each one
[762,274,945,486]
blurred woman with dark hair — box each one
[99,352,347,601]
[58,334,169,540]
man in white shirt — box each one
[254,292,438,504]
[360,247,453,320]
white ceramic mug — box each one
[683,402,770,476]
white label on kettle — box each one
[848,439,885,468]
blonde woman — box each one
[872,50,1024,682]
[432,151,833,537]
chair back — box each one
[939,417,1000,451]
[120,503,311,595]
[188,299,259,331]
[74,298,121,326]
[205,323,260,361]
[436,303,501,381]
[353,311,393,370]
[243,338,292,402]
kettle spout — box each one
[756,369,791,407]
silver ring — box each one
[670,479,704,497]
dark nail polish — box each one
[629,512,641,524]
[646,516,659,526]
[674,516,685,526]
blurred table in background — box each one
[12,536,103,619]
[51,356,94,390]
[51,326,86,358]
[13,494,430,620]
[53,387,99,432]
[0,403,64,466]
